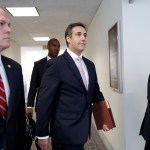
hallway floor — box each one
[30,123,107,150]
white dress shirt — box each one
[47,55,51,61]
[67,48,89,89]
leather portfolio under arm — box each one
[92,100,116,130]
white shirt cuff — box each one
[37,136,49,139]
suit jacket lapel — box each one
[63,51,86,90]
[1,56,14,120]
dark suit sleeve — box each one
[91,62,105,104]
[8,64,26,149]
[17,66,27,149]
[36,60,60,137]
[139,74,150,139]
[147,75,150,101]
[27,62,40,107]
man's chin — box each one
[79,46,85,51]
[1,44,10,51]
[79,49,85,52]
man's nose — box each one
[5,25,12,33]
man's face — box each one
[67,26,87,56]
[48,40,60,58]
[0,9,12,52]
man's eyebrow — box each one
[0,19,10,25]
[0,19,6,23]
[75,32,87,34]
[75,32,82,34]
[0,19,9,22]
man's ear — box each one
[66,36,71,44]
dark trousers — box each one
[145,141,150,150]
[52,138,84,150]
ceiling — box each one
[1,0,102,47]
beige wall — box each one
[85,0,150,150]
[1,40,21,64]
[84,0,124,150]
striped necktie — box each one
[0,74,7,120]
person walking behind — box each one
[26,38,60,150]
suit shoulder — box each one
[34,57,47,64]
[1,55,21,68]
[47,54,63,64]
[83,56,94,64]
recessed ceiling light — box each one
[6,7,39,17]
[33,37,50,41]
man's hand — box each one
[38,138,50,150]
[26,108,33,116]
[102,124,110,132]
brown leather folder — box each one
[92,100,116,130]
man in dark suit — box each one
[26,38,60,114]
[26,38,60,149]
[0,8,26,149]
[36,22,109,150]
[140,75,150,150]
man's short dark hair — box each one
[47,38,59,47]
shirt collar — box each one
[0,55,2,66]
[66,48,83,61]
[47,56,51,61]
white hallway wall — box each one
[85,0,124,150]
[122,0,150,150]
[84,0,150,150]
